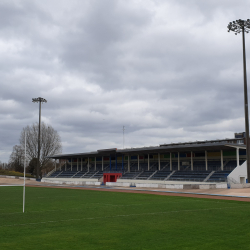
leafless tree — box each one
[8,145,25,172]
[19,122,62,177]
[0,161,8,170]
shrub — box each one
[0,169,33,178]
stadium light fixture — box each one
[32,97,47,181]
[228,19,250,182]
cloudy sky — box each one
[1,0,250,162]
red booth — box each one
[103,173,122,184]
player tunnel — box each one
[103,173,122,184]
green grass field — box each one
[1,186,250,250]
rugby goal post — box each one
[23,131,26,213]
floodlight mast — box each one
[228,19,250,182]
[32,97,47,181]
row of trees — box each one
[8,122,62,178]
[0,161,7,169]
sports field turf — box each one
[1,186,250,250]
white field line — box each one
[0,205,249,228]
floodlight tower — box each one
[123,126,125,149]
[228,19,250,181]
[32,97,47,180]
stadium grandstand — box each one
[45,132,247,186]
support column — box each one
[158,153,160,170]
[178,152,180,171]
[122,155,124,171]
[191,151,193,171]
[65,160,66,171]
[109,155,111,171]
[77,158,78,171]
[81,158,82,171]
[237,148,240,167]
[221,150,223,171]
[115,155,117,171]
[102,156,104,171]
[205,151,208,171]
[128,155,130,172]
[170,153,172,171]
[71,158,72,171]
[88,157,89,172]
[95,157,96,171]
[148,154,150,171]
[138,155,140,171]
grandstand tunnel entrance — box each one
[103,173,122,184]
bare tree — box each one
[8,145,25,172]
[0,161,3,169]
[19,122,62,178]
[0,161,9,170]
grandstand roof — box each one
[48,139,246,159]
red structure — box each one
[103,173,122,184]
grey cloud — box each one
[1,0,250,162]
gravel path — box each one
[1,177,250,202]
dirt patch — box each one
[1,177,250,202]
[26,184,250,202]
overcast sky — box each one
[1,0,250,162]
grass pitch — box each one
[1,186,250,250]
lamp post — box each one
[228,19,250,182]
[32,97,47,181]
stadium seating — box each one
[47,158,243,183]
[224,160,245,171]
[168,171,210,182]
[81,171,96,178]
[72,171,86,178]
[149,170,172,180]
[92,171,103,178]
[206,171,231,182]
[95,164,103,171]
[120,172,141,179]
[139,163,149,171]
[49,170,62,178]
[57,171,78,178]
[135,171,156,180]
[170,162,179,171]
[193,161,206,171]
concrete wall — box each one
[0,175,228,189]
[106,181,226,189]
[229,183,250,189]
[228,161,247,184]
[42,177,227,189]
[42,178,100,186]
[117,178,205,185]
